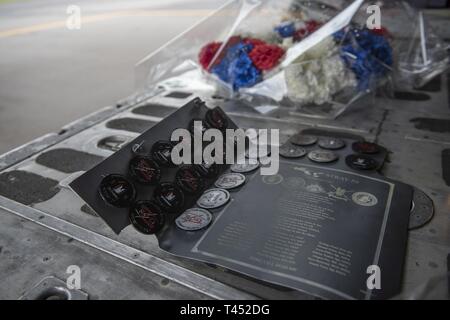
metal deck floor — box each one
[0,74,449,299]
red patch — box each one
[199,42,222,70]
[249,44,285,71]
[294,20,322,42]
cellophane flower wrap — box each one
[194,0,396,113]
[134,0,448,119]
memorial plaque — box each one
[72,98,413,300]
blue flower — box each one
[275,22,296,38]
[335,27,393,91]
[211,42,262,90]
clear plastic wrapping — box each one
[135,0,449,118]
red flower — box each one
[306,20,321,33]
[199,42,222,70]
[249,44,285,71]
[243,38,266,47]
[371,27,391,38]
[294,20,322,42]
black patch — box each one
[393,91,431,101]
[106,118,156,133]
[98,174,136,208]
[36,149,104,174]
[442,149,450,187]
[132,104,177,118]
[415,75,442,92]
[164,92,192,99]
[411,118,450,133]
[0,170,59,205]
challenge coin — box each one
[346,154,379,171]
[129,156,161,185]
[175,208,213,231]
[352,141,381,155]
[318,137,346,150]
[176,166,205,194]
[279,144,307,159]
[99,174,136,208]
[154,182,185,213]
[308,150,339,163]
[230,162,260,174]
[215,173,246,190]
[151,141,175,167]
[197,189,230,209]
[194,162,220,178]
[290,134,318,146]
[205,107,229,131]
[129,201,164,235]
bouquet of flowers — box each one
[196,0,393,110]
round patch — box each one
[346,154,379,171]
[194,162,220,178]
[230,162,260,174]
[129,156,161,185]
[206,108,228,131]
[154,183,185,213]
[151,141,175,167]
[308,150,339,163]
[99,174,136,208]
[352,192,378,207]
[175,208,213,231]
[176,166,205,194]
[197,189,231,209]
[318,138,346,150]
[290,134,318,146]
[280,144,307,159]
[129,201,165,234]
[215,173,246,190]
[352,141,381,155]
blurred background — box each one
[0,0,448,154]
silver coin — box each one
[290,134,318,146]
[280,144,307,159]
[318,138,346,150]
[215,173,246,190]
[197,188,231,209]
[409,188,434,230]
[308,150,339,163]
[175,208,213,231]
[231,162,260,174]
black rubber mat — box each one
[132,104,177,118]
[411,118,450,133]
[106,118,157,133]
[36,148,104,174]
[164,91,192,99]
[0,170,59,205]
